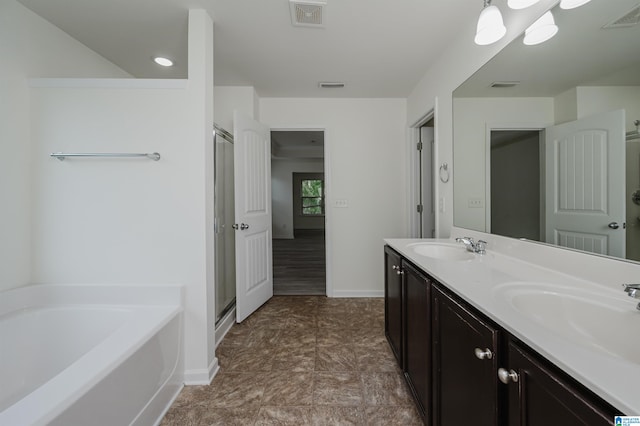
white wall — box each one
[406,0,558,237]
[554,87,578,125]
[0,0,129,292]
[272,159,324,239]
[28,11,215,384]
[453,97,554,231]
[576,86,640,131]
[213,86,259,133]
[260,98,407,296]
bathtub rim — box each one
[0,283,183,426]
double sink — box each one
[406,241,640,365]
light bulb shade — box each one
[507,0,541,9]
[560,0,591,9]
[523,11,558,45]
[474,5,507,46]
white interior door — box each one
[545,109,625,257]
[233,111,272,323]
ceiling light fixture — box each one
[507,0,541,10]
[523,10,558,45]
[153,57,174,67]
[560,0,592,9]
[474,0,507,46]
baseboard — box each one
[331,290,384,298]
[215,306,236,348]
[183,357,219,385]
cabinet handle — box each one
[474,347,493,360]
[498,368,519,384]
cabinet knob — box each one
[392,265,399,270]
[396,270,404,275]
[498,368,519,384]
[474,347,493,360]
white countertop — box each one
[385,236,640,415]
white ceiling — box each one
[18,0,481,98]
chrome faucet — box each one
[622,284,640,311]
[455,237,488,255]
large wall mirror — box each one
[453,0,640,261]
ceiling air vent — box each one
[318,82,345,88]
[603,4,640,28]
[490,81,521,88]
[290,0,326,28]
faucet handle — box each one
[476,240,488,254]
[623,284,640,296]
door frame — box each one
[484,122,549,234]
[270,125,332,297]
[408,108,436,238]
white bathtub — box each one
[0,284,183,426]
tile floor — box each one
[161,296,423,425]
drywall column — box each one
[188,9,217,383]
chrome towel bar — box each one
[50,152,161,161]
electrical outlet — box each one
[468,198,484,208]
[334,199,348,208]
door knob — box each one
[608,222,620,229]
[498,368,519,384]
[232,224,239,230]
[474,348,493,360]
[240,223,249,230]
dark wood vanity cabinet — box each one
[384,245,403,367]
[383,245,623,426]
[432,284,502,426]
[505,340,618,426]
[402,260,432,421]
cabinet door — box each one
[432,285,502,426]
[384,245,403,367]
[506,340,618,426]
[403,260,431,421]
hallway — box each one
[161,296,422,425]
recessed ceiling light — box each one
[153,57,174,67]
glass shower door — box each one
[214,128,236,324]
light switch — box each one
[334,199,348,208]
[468,198,484,208]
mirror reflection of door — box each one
[544,110,626,258]
[489,110,626,258]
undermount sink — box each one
[494,282,640,363]
[407,242,475,261]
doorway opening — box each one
[489,129,543,241]
[271,130,326,295]
[410,110,436,238]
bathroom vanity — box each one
[384,233,639,425]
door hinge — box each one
[417,142,423,151]
[417,204,424,213]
